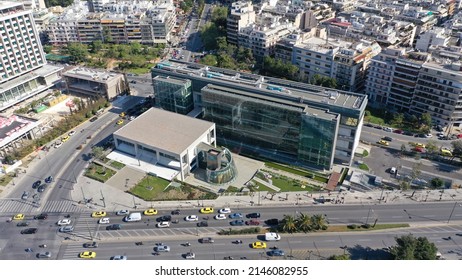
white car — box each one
[54,141,62,148]
[215,214,226,220]
[157,221,170,228]
[116,210,130,216]
[99,217,110,224]
[185,215,198,222]
[219,208,231,214]
[185,252,195,259]
[57,219,71,226]
[68,130,76,136]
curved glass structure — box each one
[201,148,237,184]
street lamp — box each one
[447,201,461,224]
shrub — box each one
[347,224,357,229]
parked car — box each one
[37,184,47,193]
[229,213,243,219]
[32,180,41,189]
[116,210,130,216]
[106,224,122,230]
[245,219,260,225]
[265,219,279,226]
[197,221,208,227]
[44,176,53,183]
[393,129,403,134]
[34,213,48,220]
[383,127,393,132]
[36,252,52,258]
[59,225,74,233]
[21,228,38,234]
[111,255,127,260]
[17,222,30,227]
[230,220,245,226]
[21,191,29,200]
[157,215,172,222]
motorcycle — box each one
[135,242,144,246]
[233,240,243,244]
[25,248,33,252]
[39,244,47,248]
[271,246,278,250]
[183,242,191,247]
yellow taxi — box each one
[200,207,214,214]
[441,148,452,157]
[116,119,124,125]
[415,143,425,148]
[143,209,158,216]
[119,112,126,117]
[91,211,107,218]
[377,140,389,146]
[251,241,267,249]
[13,214,25,220]
[79,251,96,259]
[61,135,70,142]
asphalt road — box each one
[54,224,462,260]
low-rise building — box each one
[62,67,127,100]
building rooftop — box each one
[62,67,123,83]
[153,60,366,112]
[114,108,214,155]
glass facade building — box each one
[151,60,367,170]
[153,76,194,115]
[202,85,339,170]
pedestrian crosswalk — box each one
[0,199,92,214]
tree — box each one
[66,43,88,63]
[400,143,407,155]
[200,23,222,50]
[392,113,404,127]
[201,55,218,66]
[211,6,228,30]
[425,140,438,156]
[129,42,143,55]
[390,234,438,260]
[420,112,432,131]
[90,40,103,54]
[281,215,297,233]
[310,214,328,230]
[328,254,350,260]
[91,146,105,160]
[43,45,53,54]
[295,213,311,233]
[451,140,462,158]
[430,177,444,189]
[410,162,422,182]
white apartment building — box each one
[227,1,255,45]
[0,1,62,111]
[239,20,294,58]
[415,27,450,52]
[292,29,381,92]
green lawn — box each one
[129,175,170,200]
[84,163,116,182]
[264,162,329,183]
[109,161,125,170]
[271,177,321,192]
[0,175,13,186]
[250,180,275,192]
[358,163,369,171]
[127,64,154,75]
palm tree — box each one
[296,213,312,233]
[310,214,327,230]
[281,215,297,233]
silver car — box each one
[154,245,170,252]
[59,225,74,233]
[36,252,52,258]
[111,255,127,260]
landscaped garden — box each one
[84,163,116,182]
[129,176,218,201]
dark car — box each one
[199,237,214,244]
[403,131,414,136]
[157,215,172,222]
[246,213,261,219]
[37,184,47,193]
[21,228,38,234]
[230,220,244,226]
[106,224,122,230]
[44,176,53,184]
[17,222,30,227]
[171,210,181,215]
[197,221,208,227]
[83,242,99,248]
[267,249,285,257]
[32,180,41,189]
[382,136,393,142]
[265,219,279,226]
[89,116,98,122]
[245,219,260,225]
[364,123,374,127]
[34,213,48,220]
[393,129,403,134]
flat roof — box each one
[62,67,123,83]
[114,108,214,155]
[153,60,367,112]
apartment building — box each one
[227,1,255,45]
[152,60,368,170]
[275,29,314,63]
[292,29,381,92]
[0,1,62,112]
[415,27,450,52]
[239,21,295,58]
[365,46,462,128]
[46,0,176,45]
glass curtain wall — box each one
[153,78,194,115]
